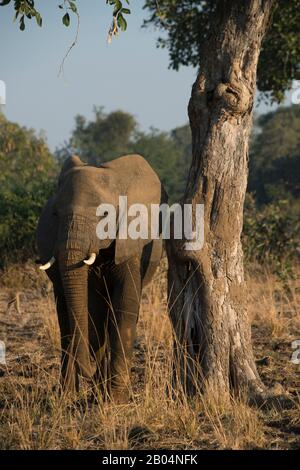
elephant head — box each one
[37,154,165,381]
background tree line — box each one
[0,104,299,271]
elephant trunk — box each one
[59,251,94,379]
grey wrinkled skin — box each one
[36,154,167,403]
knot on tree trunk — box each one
[213,58,253,118]
[214,80,252,118]
[189,60,253,124]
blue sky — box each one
[0,1,278,151]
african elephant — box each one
[36,154,167,403]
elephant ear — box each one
[115,202,152,265]
[58,155,85,187]
[114,173,168,265]
[36,195,58,263]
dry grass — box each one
[0,262,299,450]
[247,264,300,339]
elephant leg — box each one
[52,280,79,394]
[107,258,142,403]
[87,277,110,398]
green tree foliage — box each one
[0,0,130,37]
[56,108,192,202]
[248,105,300,207]
[0,113,57,267]
[257,0,300,103]
[0,0,43,30]
[244,105,300,272]
[56,107,137,166]
[143,0,300,103]
[1,104,299,269]
[243,195,300,276]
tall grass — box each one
[0,262,299,449]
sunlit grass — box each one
[0,262,299,449]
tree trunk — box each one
[167,0,275,402]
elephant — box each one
[36,154,167,403]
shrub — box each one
[0,114,57,267]
[243,194,300,277]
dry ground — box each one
[0,261,299,450]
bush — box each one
[0,114,57,268]
[243,194,300,277]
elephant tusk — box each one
[39,256,56,271]
[83,253,96,265]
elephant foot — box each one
[90,372,131,405]
[89,388,128,405]
[110,387,130,405]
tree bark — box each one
[167,0,275,401]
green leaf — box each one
[35,12,42,27]
[113,0,122,15]
[117,14,127,32]
[69,1,77,13]
[19,16,25,31]
[62,12,70,27]
[122,8,130,15]
[0,0,12,6]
